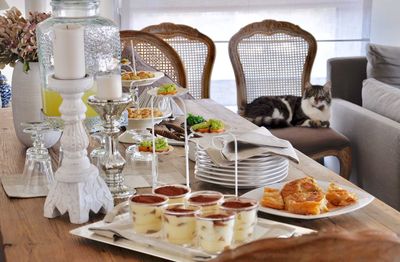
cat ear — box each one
[323,81,332,92]
[304,82,313,90]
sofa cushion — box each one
[367,44,400,88]
[362,78,400,123]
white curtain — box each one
[119,0,372,105]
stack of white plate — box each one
[194,147,288,188]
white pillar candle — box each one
[53,24,86,80]
[96,74,122,100]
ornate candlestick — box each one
[44,75,113,224]
[88,94,134,204]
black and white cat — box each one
[244,82,331,128]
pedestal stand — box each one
[44,75,113,224]
[88,94,134,205]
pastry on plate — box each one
[191,119,225,133]
[157,83,177,95]
[138,137,170,153]
[261,188,284,210]
[281,177,327,215]
[326,182,357,207]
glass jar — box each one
[37,0,121,129]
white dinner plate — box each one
[195,166,288,184]
[242,180,375,220]
[122,71,164,87]
[195,157,288,172]
[195,170,288,188]
[195,160,288,177]
[147,86,188,97]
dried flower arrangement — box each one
[0,7,50,72]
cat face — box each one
[303,82,331,110]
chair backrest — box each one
[229,20,317,114]
[120,30,187,87]
[142,23,216,99]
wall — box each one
[370,0,400,46]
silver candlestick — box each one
[88,94,134,204]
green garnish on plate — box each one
[157,83,177,94]
[139,137,169,151]
[208,119,224,131]
[186,113,206,126]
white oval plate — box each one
[195,165,288,183]
[122,71,164,87]
[195,160,288,176]
[195,170,288,189]
[195,154,286,168]
[147,86,188,97]
[242,180,375,220]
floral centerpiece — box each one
[0,7,50,72]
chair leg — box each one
[309,146,352,180]
[337,146,352,180]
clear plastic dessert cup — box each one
[162,204,200,246]
[129,194,169,234]
[187,191,224,212]
[220,197,259,244]
[153,184,191,204]
[195,210,235,254]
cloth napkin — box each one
[195,127,299,166]
[0,175,48,198]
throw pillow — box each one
[362,78,400,123]
[366,44,400,88]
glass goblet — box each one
[21,121,55,195]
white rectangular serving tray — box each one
[70,213,315,262]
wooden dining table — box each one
[1,99,400,261]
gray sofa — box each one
[327,56,400,210]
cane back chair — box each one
[120,30,187,87]
[229,20,352,179]
[142,23,216,99]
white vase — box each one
[11,61,61,148]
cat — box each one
[244,82,331,129]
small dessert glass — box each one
[220,197,259,244]
[129,194,169,234]
[187,191,224,212]
[162,204,200,246]
[153,184,191,204]
[195,210,235,254]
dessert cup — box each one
[220,197,259,243]
[153,184,191,204]
[162,204,200,246]
[195,210,235,254]
[187,191,224,212]
[129,194,168,234]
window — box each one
[119,0,371,106]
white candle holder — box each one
[44,75,113,224]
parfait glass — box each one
[21,122,55,194]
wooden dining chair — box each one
[229,20,352,179]
[142,23,216,99]
[120,30,187,87]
